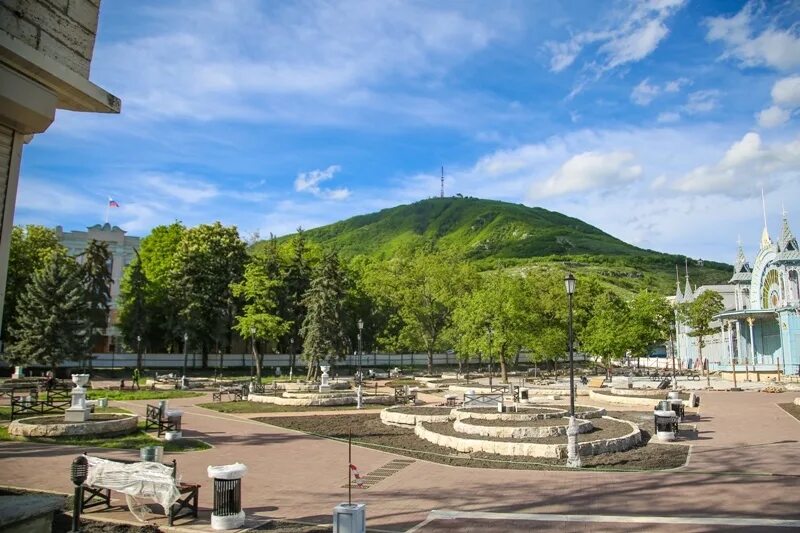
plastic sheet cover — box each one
[86,456,181,512]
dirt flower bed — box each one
[458,407,561,415]
[421,417,630,445]
[389,406,454,415]
[594,389,690,400]
[461,417,575,428]
[256,413,686,471]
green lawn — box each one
[198,401,386,413]
[87,389,204,401]
[0,419,210,452]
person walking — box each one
[132,367,141,391]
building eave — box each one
[0,31,120,115]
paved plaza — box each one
[1,388,799,532]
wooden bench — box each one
[81,453,199,526]
[212,385,246,402]
[144,404,178,437]
[587,377,606,389]
[463,392,503,409]
[682,370,701,381]
[10,386,72,420]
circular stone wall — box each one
[414,416,640,459]
[452,417,593,439]
[452,406,606,421]
[9,414,138,438]
[589,389,663,406]
[380,406,454,427]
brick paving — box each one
[1,389,799,532]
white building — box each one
[56,223,140,351]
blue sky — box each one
[16,0,800,262]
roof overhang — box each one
[713,309,778,321]
[0,31,120,117]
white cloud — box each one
[757,106,791,128]
[671,132,800,195]
[17,178,97,215]
[682,90,720,114]
[772,76,800,107]
[657,111,681,123]
[632,77,691,105]
[664,77,691,93]
[294,165,350,200]
[706,1,800,71]
[92,1,501,125]
[144,174,219,203]
[631,79,661,106]
[546,0,686,93]
[531,151,642,198]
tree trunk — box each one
[427,348,433,375]
[136,347,143,372]
[253,342,262,382]
[201,342,208,369]
[500,350,508,383]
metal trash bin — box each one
[207,463,247,530]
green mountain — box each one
[266,197,731,295]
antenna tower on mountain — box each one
[440,166,445,198]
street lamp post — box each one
[290,337,295,380]
[182,332,189,387]
[357,319,364,381]
[564,272,581,468]
[250,327,255,379]
[487,326,493,389]
[136,335,141,370]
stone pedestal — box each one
[566,416,582,468]
[320,365,331,393]
[356,385,363,409]
[12,366,23,379]
[65,374,91,423]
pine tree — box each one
[300,251,348,380]
[7,254,90,371]
[81,239,113,354]
[118,251,149,370]
[281,229,313,356]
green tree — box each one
[366,250,476,374]
[231,247,290,381]
[278,228,316,356]
[627,289,674,362]
[170,222,247,368]
[7,254,90,371]
[300,251,348,380]
[135,222,186,352]
[81,239,113,353]
[2,225,65,343]
[453,273,535,382]
[582,291,633,373]
[680,290,724,385]
[117,251,148,370]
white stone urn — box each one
[66,373,92,422]
[319,365,331,393]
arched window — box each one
[790,270,799,303]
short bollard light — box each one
[70,455,89,533]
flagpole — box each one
[104,200,109,224]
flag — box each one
[108,198,120,208]
[349,464,364,487]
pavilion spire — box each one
[675,264,683,302]
[760,188,772,248]
[778,206,798,252]
[734,235,751,273]
[683,258,693,302]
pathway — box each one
[1,390,798,531]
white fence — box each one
[0,351,473,369]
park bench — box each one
[682,370,701,381]
[144,404,178,437]
[212,384,246,402]
[394,386,417,405]
[10,385,72,420]
[511,386,529,403]
[656,378,672,390]
[586,376,606,388]
[81,453,199,526]
[463,392,503,409]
